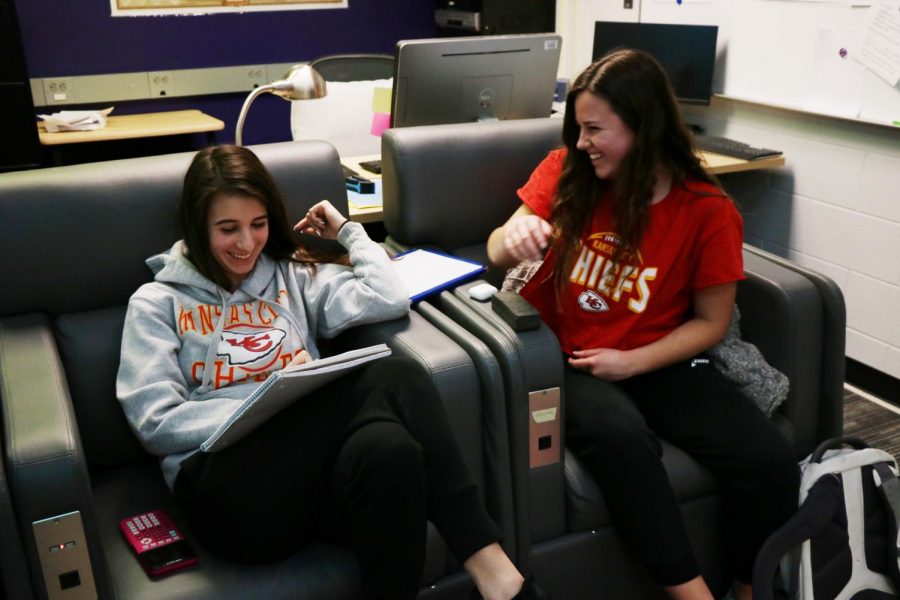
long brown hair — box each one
[178,144,343,290]
[551,49,722,297]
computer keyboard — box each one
[694,135,783,161]
[358,159,382,175]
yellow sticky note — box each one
[371,87,392,114]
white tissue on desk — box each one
[38,107,114,132]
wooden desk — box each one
[700,151,785,175]
[37,110,224,146]
[342,150,785,223]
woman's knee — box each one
[358,356,432,392]
[357,357,441,408]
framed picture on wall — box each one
[111,0,347,17]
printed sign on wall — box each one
[111,0,347,17]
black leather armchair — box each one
[380,118,846,599]
[309,54,394,82]
[0,141,511,599]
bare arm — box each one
[487,204,554,269]
[568,282,736,381]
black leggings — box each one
[564,355,799,586]
[174,356,500,600]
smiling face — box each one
[574,91,635,180]
[207,192,269,291]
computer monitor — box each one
[390,33,562,128]
[592,22,718,105]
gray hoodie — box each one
[116,222,409,489]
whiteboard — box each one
[639,0,900,126]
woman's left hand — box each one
[568,348,635,381]
[294,200,348,240]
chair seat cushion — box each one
[565,441,718,533]
[565,412,794,533]
[91,462,361,600]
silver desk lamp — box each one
[235,64,327,146]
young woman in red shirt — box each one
[487,49,798,600]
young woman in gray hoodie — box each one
[116,145,550,600]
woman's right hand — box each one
[503,214,553,263]
[294,200,348,240]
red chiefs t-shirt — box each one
[518,149,745,355]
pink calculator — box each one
[119,509,198,576]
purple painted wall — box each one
[18,0,436,75]
[17,0,438,145]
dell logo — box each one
[478,88,495,107]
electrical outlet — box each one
[33,511,97,600]
[148,71,174,97]
[245,67,267,90]
[42,78,75,104]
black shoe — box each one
[513,575,554,600]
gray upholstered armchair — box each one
[0,141,511,600]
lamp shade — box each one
[235,64,327,145]
[270,64,327,101]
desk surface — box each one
[38,110,224,146]
[700,151,785,175]
[344,150,785,223]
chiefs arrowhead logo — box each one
[217,325,287,369]
[577,290,609,313]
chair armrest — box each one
[743,245,845,441]
[0,313,110,596]
[739,248,842,457]
[330,310,514,577]
[0,440,32,599]
[430,281,565,572]
[414,301,517,560]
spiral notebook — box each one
[201,344,391,453]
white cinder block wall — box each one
[681,99,900,381]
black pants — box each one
[174,357,500,600]
[564,355,799,586]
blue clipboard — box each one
[391,248,486,302]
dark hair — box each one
[178,144,341,290]
[551,48,723,298]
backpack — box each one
[753,437,900,600]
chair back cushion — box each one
[382,117,562,255]
[0,140,347,317]
[309,54,394,82]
